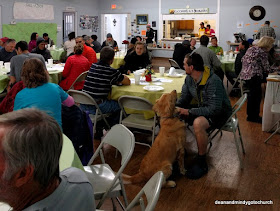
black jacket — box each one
[123,51,151,74]
[172,44,192,69]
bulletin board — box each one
[2,22,57,44]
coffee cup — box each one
[159,67,165,76]
[134,73,141,85]
[4,62,10,70]
[47,44,51,49]
[52,45,56,49]
[169,67,176,75]
[224,55,229,61]
[0,61,3,67]
[48,59,53,66]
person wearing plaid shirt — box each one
[256,21,276,39]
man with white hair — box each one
[0,108,95,211]
[0,39,17,62]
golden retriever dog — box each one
[123,90,186,188]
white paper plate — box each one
[143,85,164,92]
[167,73,183,78]
[152,82,163,85]
[268,75,280,78]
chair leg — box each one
[232,128,244,169]
[237,125,245,154]
[264,124,280,143]
[120,178,129,207]
[111,198,117,211]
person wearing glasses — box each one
[176,53,232,180]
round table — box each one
[50,48,65,61]
[96,53,125,69]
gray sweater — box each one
[193,45,221,70]
[10,53,46,82]
[176,68,232,121]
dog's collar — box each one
[160,113,180,119]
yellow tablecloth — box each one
[50,48,65,61]
[60,134,84,171]
[96,53,125,69]
[111,73,185,118]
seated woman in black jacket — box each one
[121,41,151,74]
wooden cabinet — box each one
[176,20,194,30]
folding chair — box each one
[168,59,186,75]
[208,93,247,169]
[229,71,245,96]
[264,103,280,143]
[68,71,88,90]
[118,95,158,148]
[126,171,164,211]
[84,124,135,210]
[67,90,111,141]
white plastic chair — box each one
[264,104,280,143]
[118,95,158,147]
[68,71,88,90]
[168,59,186,75]
[84,124,135,210]
[208,93,247,169]
[67,90,111,141]
[125,171,164,211]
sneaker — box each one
[246,116,262,123]
[186,162,208,180]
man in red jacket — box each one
[75,36,97,64]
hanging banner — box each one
[169,8,209,14]
[13,2,54,20]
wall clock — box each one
[249,6,266,21]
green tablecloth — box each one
[0,74,9,93]
[50,48,65,61]
[221,60,235,73]
[0,70,62,93]
[96,53,125,69]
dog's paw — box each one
[165,180,176,188]
[180,168,187,175]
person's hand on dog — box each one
[177,107,189,116]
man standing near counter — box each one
[144,24,154,44]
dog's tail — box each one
[122,172,146,184]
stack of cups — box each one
[48,59,53,66]
[4,62,10,70]
[134,72,141,85]
[159,67,165,76]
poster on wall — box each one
[79,15,99,32]
[13,2,54,20]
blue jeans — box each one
[80,99,120,127]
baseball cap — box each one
[107,33,113,38]
[146,24,151,28]
[0,37,9,43]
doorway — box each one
[63,12,76,43]
[101,14,131,51]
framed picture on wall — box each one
[136,14,148,25]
